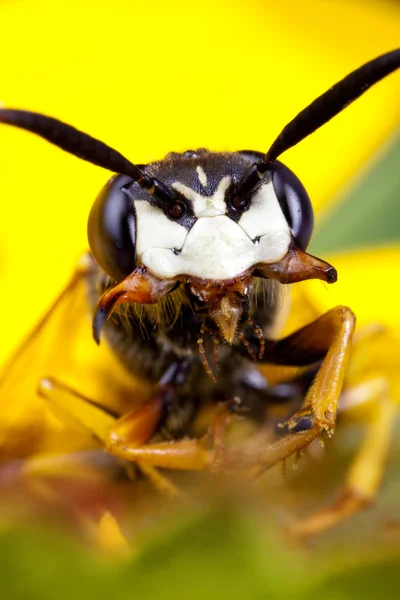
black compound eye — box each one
[271,161,314,250]
[88,174,136,282]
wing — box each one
[0,260,151,461]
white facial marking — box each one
[134,200,187,257]
[196,165,208,188]
[172,176,231,217]
[134,177,292,282]
[238,180,289,239]
[140,215,291,280]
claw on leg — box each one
[222,425,320,473]
[284,306,355,433]
[221,306,356,474]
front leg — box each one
[39,358,212,481]
[225,306,355,469]
[246,305,355,432]
[273,305,356,433]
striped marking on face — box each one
[196,165,208,188]
[134,177,291,281]
[172,175,231,217]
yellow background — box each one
[0,0,400,367]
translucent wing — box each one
[0,260,151,461]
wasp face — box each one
[87,150,320,344]
[89,151,314,281]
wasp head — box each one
[88,150,336,352]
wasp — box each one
[0,49,399,538]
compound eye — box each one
[271,161,314,250]
[88,174,136,282]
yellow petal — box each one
[293,245,400,329]
[0,271,150,460]
[96,511,131,557]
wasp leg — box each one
[135,462,181,498]
[211,403,235,464]
[289,378,397,539]
[263,305,356,433]
[38,360,212,487]
[38,377,189,492]
[222,426,320,472]
[38,378,118,440]
[106,438,211,470]
[225,306,355,470]
[102,357,213,472]
[105,383,211,472]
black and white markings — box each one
[133,155,291,281]
[172,176,231,217]
[196,165,208,188]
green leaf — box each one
[0,527,115,600]
[314,559,400,600]
[2,508,400,600]
[0,510,312,600]
[121,510,309,600]
[311,132,400,254]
